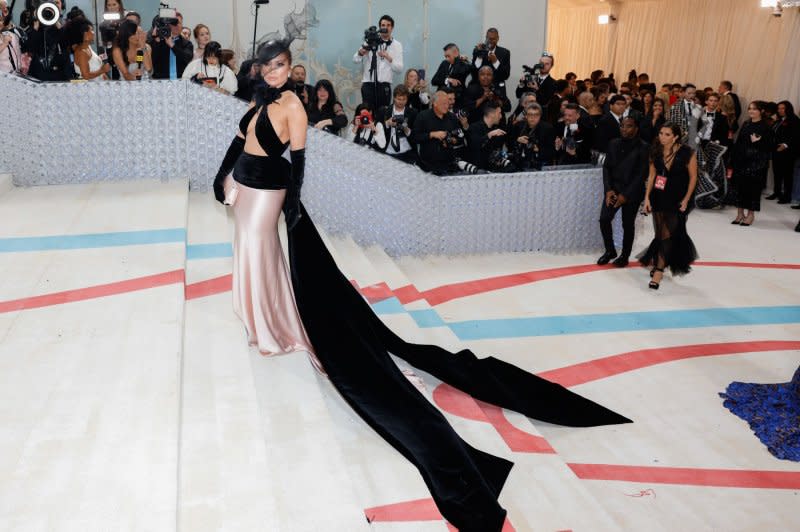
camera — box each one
[357,109,374,128]
[392,114,406,128]
[455,158,481,174]
[155,3,178,41]
[489,149,516,172]
[100,12,122,46]
[445,128,466,149]
[362,25,387,52]
[32,1,60,27]
[522,63,544,84]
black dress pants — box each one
[773,154,796,202]
[361,82,392,111]
[600,199,640,256]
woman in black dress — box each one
[640,97,666,144]
[639,123,699,289]
[306,79,348,135]
[731,101,775,226]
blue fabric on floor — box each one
[720,366,800,462]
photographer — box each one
[24,0,70,81]
[346,103,379,147]
[516,52,556,106]
[0,0,24,74]
[465,100,510,172]
[511,103,556,170]
[403,68,429,111]
[463,65,510,124]
[98,0,125,78]
[353,14,403,111]
[149,8,192,80]
[413,90,462,174]
[509,91,536,127]
[308,79,348,135]
[290,64,312,106]
[431,43,470,109]
[374,84,417,163]
[556,103,593,165]
[112,19,152,80]
[471,27,509,84]
[182,41,237,94]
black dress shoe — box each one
[597,251,617,265]
[765,193,778,200]
[613,255,629,268]
[778,199,790,204]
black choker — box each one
[255,82,294,107]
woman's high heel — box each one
[649,268,664,290]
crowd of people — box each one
[2,4,799,240]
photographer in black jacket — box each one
[413,90,463,174]
[597,116,649,267]
[24,0,70,81]
[431,43,471,109]
[466,100,510,172]
[471,27,510,84]
[149,9,192,79]
[511,103,556,170]
[375,84,418,163]
[463,65,510,124]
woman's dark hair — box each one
[256,39,292,66]
[650,122,682,162]
[64,15,93,47]
[66,6,85,22]
[311,79,338,115]
[105,0,125,12]
[113,19,139,63]
[203,40,222,64]
[777,100,797,120]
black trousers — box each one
[773,154,796,202]
[361,82,392,111]
[599,198,640,256]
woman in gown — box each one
[730,101,775,226]
[213,41,631,532]
[639,123,699,289]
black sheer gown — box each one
[286,204,632,531]
[638,144,698,275]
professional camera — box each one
[154,3,178,40]
[489,149,516,172]
[445,127,466,149]
[522,63,544,84]
[392,114,406,128]
[454,158,481,175]
[362,25,387,52]
[99,12,122,45]
[513,137,542,170]
[357,108,374,128]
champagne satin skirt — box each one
[227,177,322,372]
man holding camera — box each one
[517,52,556,107]
[472,27,509,85]
[463,65,511,125]
[149,9,192,80]
[375,84,418,164]
[431,43,470,109]
[24,0,70,81]
[465,100,508,172]
[413,90,463,174]
[353,14,403,111]
[290,64,313,106]
[598,116,649,267]
[556,103,593,165]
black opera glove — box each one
[284,148,305,231]
[213,136,245,204]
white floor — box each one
[0,175,798,531]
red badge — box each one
[655,175,667,190]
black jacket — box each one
[431,58,471,104]
[150,35,193,79]
[511,120,557,168]
[463,83,511,124]
[603,137,649,202]
[773,116,800,160]
[595,113,624,153]
[465,120,505,169]
[471,45,510,84]
[412,109,461,172]
[556,119,593,165]
[696,111,731,146]
[24,25,70,81]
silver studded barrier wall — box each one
[1,73,617,256]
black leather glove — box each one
[213,136,245,204]
[283,148,305,231]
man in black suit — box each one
[595,95,627,154]
[471,27,510,84]
[511,103,556,169]
[546,79,572,126]
[465,100,508,171]
[431,43,471,109]
[697,92,730,147]
[290,64,314,106]
[556,103,593,165]
[149,11,193,79]
[597,117,649,267]
[515,53,556,104]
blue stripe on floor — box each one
[447,306,800,340]
[186,243,233,260]
[0,229,186,253]
[371,297,406,315]
[409,308,448,328]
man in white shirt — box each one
[668,83,701,150]
[353,14,404,111]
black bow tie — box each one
[706,112,715,117]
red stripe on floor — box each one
[568,463,800,489]
[537,341,800,387]
[185,274,232,300]
[0,270,185,314]
[433,383,555,454]
[365,497,516,530]
[393,283,424,304]
[357,281,394,303]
